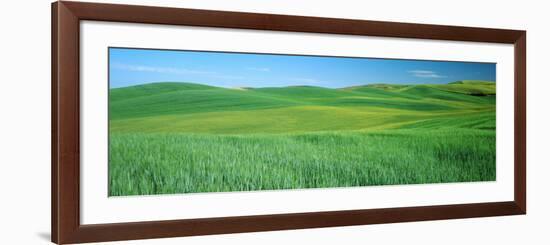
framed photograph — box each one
[52,1,526,244]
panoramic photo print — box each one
[108,47,496,196]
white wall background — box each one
[0,0,547,244]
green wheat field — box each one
[108,80,496,196]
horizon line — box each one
[109,80,496,90]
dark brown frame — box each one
[52,1,526,244]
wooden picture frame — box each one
[52,1,526,244]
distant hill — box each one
[449,80,495,85]
[344,80,495,96]
[110,82,218,102]
[109,81,495,134]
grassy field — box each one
[109,80,496,196]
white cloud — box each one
[290,78,319,84]
[212,74,245,80]
[408,70,446,78]
[288,77,341,87]
[246,67,271,72]
[112,63,246,81]
[112,63,214,75]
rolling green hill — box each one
[108,81,496,196]
[109,80,495,134]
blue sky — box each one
[109,47,496,89]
